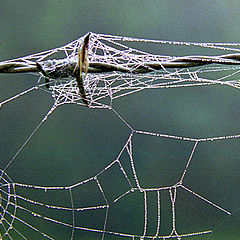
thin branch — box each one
[1,53,240,77]
[0,62,38,73]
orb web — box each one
[0,32,240,239]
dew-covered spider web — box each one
[0,32,240,239]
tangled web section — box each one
[0,32,240,239]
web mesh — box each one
[0,32,240,239]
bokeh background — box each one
[0,1,240,239]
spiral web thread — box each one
[0,32,240,239]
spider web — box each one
[0,32,240,239]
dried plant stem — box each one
[1,53,240,77]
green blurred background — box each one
[0,1,240,239]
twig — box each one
[1,53,240,77]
